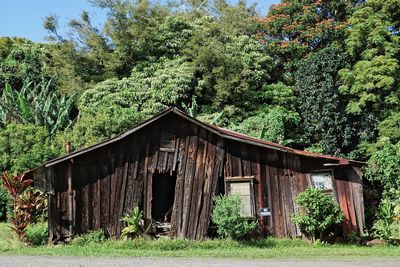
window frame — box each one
[309,170,335,196]
[225,176,256,218]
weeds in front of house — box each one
[1,221,400,258]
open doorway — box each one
[152,171,177,222]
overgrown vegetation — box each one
[0,179,10,221]
[211,195,257,239]
[1,0,400,245]
[1,221,400,258]
[291,188,344,242]
[72,229,106,246]
[25,222,48,246]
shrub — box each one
[211,195,257,240]
[25,222,48,246]
[365,139,400,200]
[72,229,106,246]
[0,171,44,240]
[291,187,344,242]
[0,179,11,221]
[373,198,400,244]
[120,207,143,240]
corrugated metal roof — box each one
[29,107,363,171]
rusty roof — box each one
[29,107,364,170]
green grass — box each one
[0,222,24,250]
[1,223,400,259]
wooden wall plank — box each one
[180,124,199,237]
[172,130,189,237]
[189,128,208,239]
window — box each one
[226,176,255,217]
[311,172,333,192]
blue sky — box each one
[0,0,279,42]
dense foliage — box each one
[1,0,400,242]
[0,179,10,221]
[372,199,400,244]
[72,229,107,246]
[25,222,48,246]
[365,140,400,200]
[294,45,357,156]
[0,123,61,174]
[211,195,257,239]
[291,188,344,242]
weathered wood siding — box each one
[224,140,364,238]
[41,111,364,241]
[47,114,224,240]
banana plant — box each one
[0,80,76,135]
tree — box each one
[339,0,400,149]
[294,45,358,156]
[291,187,344,242]
[0,38,52,90]
[257,0,356,82]
[187,31,272,116]
[0,123,61,174]
[231,83,299,144]
[65,57,194,150]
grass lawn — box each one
[1,223,399,259]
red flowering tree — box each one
[256,0,357,80]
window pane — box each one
[230,182,250,195]
[311,172,333,190]
[230,181,252,217]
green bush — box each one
[72,229,106,246]
[373,199,400,244]
[365,139,400,200]
[0,179,11,221]
[25,222,48,246]
[291,187,344,242]
[211,195,257,240]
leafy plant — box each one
[0,123,62,174]
[291,188,344,242]
[72,229,106,245]
[211,195,257,240]
[25,221,48,246]
[365,139,400,200]
[373,199,400,244]
[0,179,11,221]
[0,171,44,240]
[0,81,76,135]
[120,207,143,240]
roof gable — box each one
[37,107,363,169]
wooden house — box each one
[28,107,365,242]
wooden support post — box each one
[66,142,74,238]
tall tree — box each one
[0,38,52,90]
[294,46,358,156]
[339,0,400,147]
[257,0,357,82]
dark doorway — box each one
[152,171,177,222]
